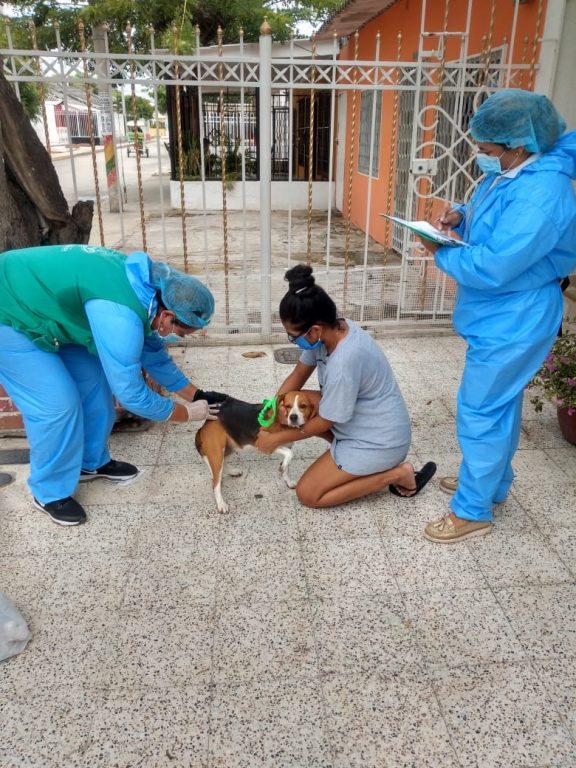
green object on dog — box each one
[257,396,278,428]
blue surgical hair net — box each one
[469,89,566,154]
[149,262,214,328]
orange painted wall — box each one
[337,0,548,246]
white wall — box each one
[171,180,334,211]
[32,101,60,148]
[552,0,576,129]
[537,0,576,129]
[30,95,128,150]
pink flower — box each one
[569,408,576,416]
[554,398,565,407]
[566,378,576,386]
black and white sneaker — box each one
[33,496,87,526]
[79,459,139,482]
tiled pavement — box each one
[1,334,576,768]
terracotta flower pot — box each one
[557,407,576,445]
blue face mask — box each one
[294,335,322,351]
[288,326,323,350]
[151,316,182,344]
[151,330,182,344]
[475,150,505,175]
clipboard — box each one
[380,213,467,247]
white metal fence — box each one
[0,5,542,342]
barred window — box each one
[358,90,382,177]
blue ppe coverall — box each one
[434,131,576,521]
[0,250,190,505]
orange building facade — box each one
[327,0,548,248]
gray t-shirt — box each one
[300,320,411,474]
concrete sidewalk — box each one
[1,334,576,767]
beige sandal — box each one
[424,514,492,543]
[439,475,458,495]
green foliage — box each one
[175,131,257,183]
[3,0,343,52]
[177,135,203,179]
[0,2,84,51]
[148,86,167,115]
[529,331,576,414]
[16,82,41,121]
[113,92,154,120]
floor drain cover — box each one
[273,347,302,365]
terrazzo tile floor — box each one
[1,335,576,767]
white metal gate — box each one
[0,2,545,341]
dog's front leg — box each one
[274,445,295,488]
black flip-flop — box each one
[112,414,153,433]
[389,461,437,498]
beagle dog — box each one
[195,391,317,513]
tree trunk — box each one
[0,64,156,435]
[0,64,93,251]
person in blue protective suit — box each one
[0,245,225,527]
[418,89,576,543]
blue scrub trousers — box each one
[0,325,115,504]
[452,329,557,523]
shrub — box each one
[529,331,576,415]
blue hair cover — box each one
[149,262,214,328]
[470,89,566,153]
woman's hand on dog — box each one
[255,429,282,454]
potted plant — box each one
[529,330,576,444]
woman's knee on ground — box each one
[295,477,323,508]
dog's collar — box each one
[257,396,278,428]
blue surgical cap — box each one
[149,261,214,328]
[470,89,566,154]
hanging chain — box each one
[78,21,105,245]
[172,23,189,272]
[343,31,359,312]
[519,35,529,89]
[217,25,230,325]
[4,19,21,101]
[28,21,51,157]
[382,31,402,277]
[528,0,544,91]
[423,0,451,222]
[480,0,497,87]
[126,23,147,252]
[306,33,317,266]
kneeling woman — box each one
[255,265,436,508]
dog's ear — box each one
[307,399,318,419]
[277,393,286,407]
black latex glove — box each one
[193,389,228,405]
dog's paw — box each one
[284,476,297,489]
[227,468,243,477]
[217,501,230,514]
